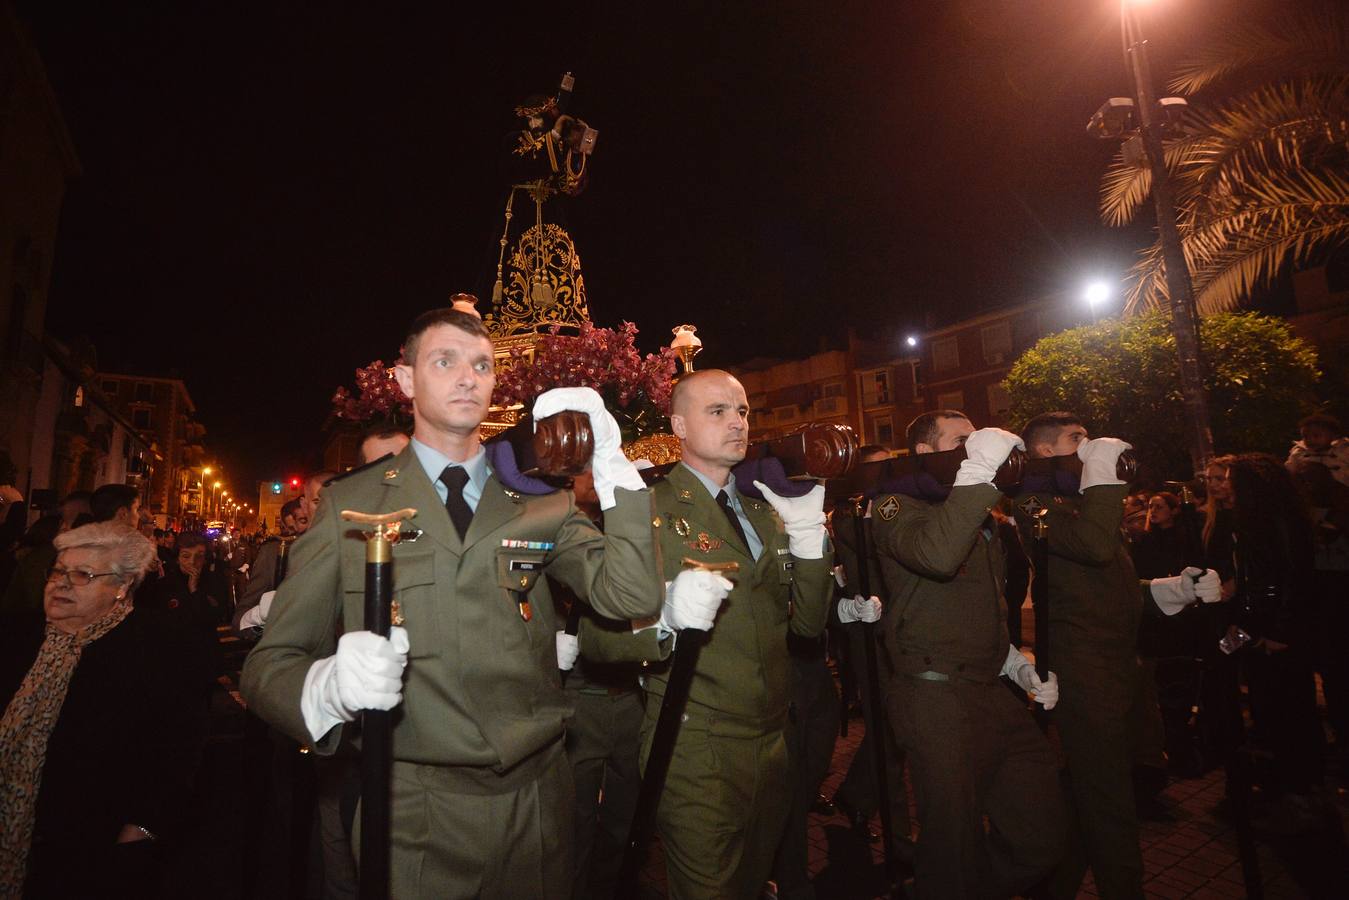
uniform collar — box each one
[410,437,490,495]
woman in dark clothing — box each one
[0,522,211,898]
[1202,453,1328,827]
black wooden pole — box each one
[360,533,393,900]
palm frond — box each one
[1122,166,1349,314]
[1168,3,1349,95]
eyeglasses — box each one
[46,566,121,587]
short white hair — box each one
[54,522,157,587]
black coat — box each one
[0,609,212,895]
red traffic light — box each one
[290,477,301,488]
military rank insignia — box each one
[383,468,399,480]
[669,515,691,536]
[875,495,902,521]
[687,532,723,553]
[1018,495,1048,518]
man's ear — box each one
[914,442,935,455]
[670,413,686,439]
[393,364,415,400]
[1031,441,1053,459]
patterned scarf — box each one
[0,601,133,896]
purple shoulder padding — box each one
[484,439,558,496]
[733,456,816,501]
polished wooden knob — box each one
[746,424,859,479]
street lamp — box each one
[905,335,918,348]
[1090,0,1215,473]
[211,481,222,518]
[1083,280,1112,321]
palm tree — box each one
[1100,2,1349,315]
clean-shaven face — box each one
[395,324,496,438]
[671,373,750,474]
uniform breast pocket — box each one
[495,549,551,647]
[342,550,437,658]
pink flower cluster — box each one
[331,359,413,425]
[494,322,679,427]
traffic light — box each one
[271,481,282,495]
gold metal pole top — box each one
[341,508,418,564]
[680,557,740,574]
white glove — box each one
[1001,645,1059,710]
[556,631,580,671]
[954,428,1024,487]
[1077,437,1132,492]
[532,386,645,510]
[237,589,276,631]
[752,482,827,559]
[659,568,733,633]
[838,594,882,624]
[1150,566,1221,615]
[300,627,409,742]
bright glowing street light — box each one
[1084,280,1112,309]
[905,335,919,348]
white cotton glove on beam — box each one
[753,482,828,559]
[659,568,733,633]
[1077,437,1132,492]
[532,386,645,510]
[954,429,1024,487]
[301,627,410,743]
[1150,566,1222,616]
[556,631,580,671]
[838,594,883,624]
[1001,645,1059,710]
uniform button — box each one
[652,517,662,528]
[680,713,688,722]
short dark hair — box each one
[1299,413,1342,435]
[91,484,139,522]
[1020,411,1084,450]
[280,498,302,519]
[360,421,410,442]
[905,410,968,454]
[401,307,492,364]
[177,532,206,551]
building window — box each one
[936,390,964,411]
[134,382,154,402]
[860,370,891,407]
[981,321,1013,365]
[102,380,119,395]
[932,337,960,372]
[821,380,844,398]
[987,382,1013,419]
[73,386,84,408]
[133,408,152,429]
[873,416,894,447]
[772,405,798,424]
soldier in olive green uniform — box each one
[1017,414,1220,900]
[582,370,834,899]
[870,412,1066,899]
[241,309,664,900]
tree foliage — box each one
[1003,312,1320,479]
[1100,3,1349,314]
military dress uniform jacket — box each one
[240,443,663,774]
[869,483,1009,680]
[1013,483,1149,665]
[582,463,834,725]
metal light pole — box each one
[1122,2,1214,473]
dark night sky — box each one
[15,0,1278,492]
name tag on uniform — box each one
[509,559,543,572]
[776,548,790,556]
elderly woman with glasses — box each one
[0,522,211,897]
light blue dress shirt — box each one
[409,438,490,513]
[685,464,764,561]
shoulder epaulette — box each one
[324,452,394,486]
